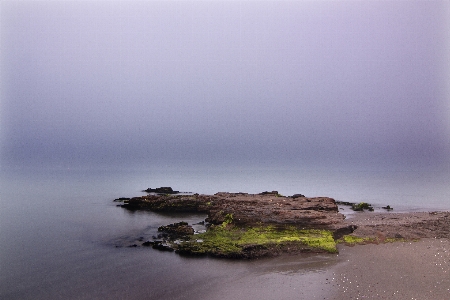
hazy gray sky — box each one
[1,0,449,169]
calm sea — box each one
[1,163,449,299]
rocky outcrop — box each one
[122,191,345,230]
[117,190,359,258]
[116,190,450,259]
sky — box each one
[1,0,449,170]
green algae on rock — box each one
[174,224,338,258]
[118,190,356,258]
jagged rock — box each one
[158,222,194,239]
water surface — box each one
[1,165,449,299]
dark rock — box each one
[292,194,306,198]
[352,202,374,212]
[113,197,130,202]
[142,241,154,246]
[157,233,168,239]
[382,205,393,211]
[333,225,358,240]
[335,201,355,206]
[158,222,194,239]
[259,191,280,195]
[152,241,175,252]
[144,187,179,194]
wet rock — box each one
[113,197,130,202]
[332,225,358,240]
[158,222,194,239]
[152,241,175,252]
[352,202,374,212]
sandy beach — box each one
[329,238,450,299]
[203,211,450,300]
[327,211,450,299]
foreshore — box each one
[115,190,450,298]
[329,237,450,299]
[202,217,450,300]
[328,211,450,299]
[116,190,450,255]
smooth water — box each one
[1,164,449,299]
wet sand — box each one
[202,212,450,300]
[330,238,450,299]
[328,210,450,299]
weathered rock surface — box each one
[345,211,450,240]
[122,192,346,230]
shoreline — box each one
[116,190,450,260]
[328,238,450,299]
[342,211,450,240]
[115,190,450,298]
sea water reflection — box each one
[1,165,448,299]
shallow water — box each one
[1,165,449,299]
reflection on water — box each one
[249,253,340,276]
[1,165,448,299]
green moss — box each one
[339,235,409,245]
[384,237,407,243]
[175,225,338,257]
[340,235,374,245]
[222,213,234,226]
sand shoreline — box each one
[324,210,450,299]
[215,211,450,300]
[327,238,450,299]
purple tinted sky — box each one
[1,0,449,169]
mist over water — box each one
[2,0,450,171]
